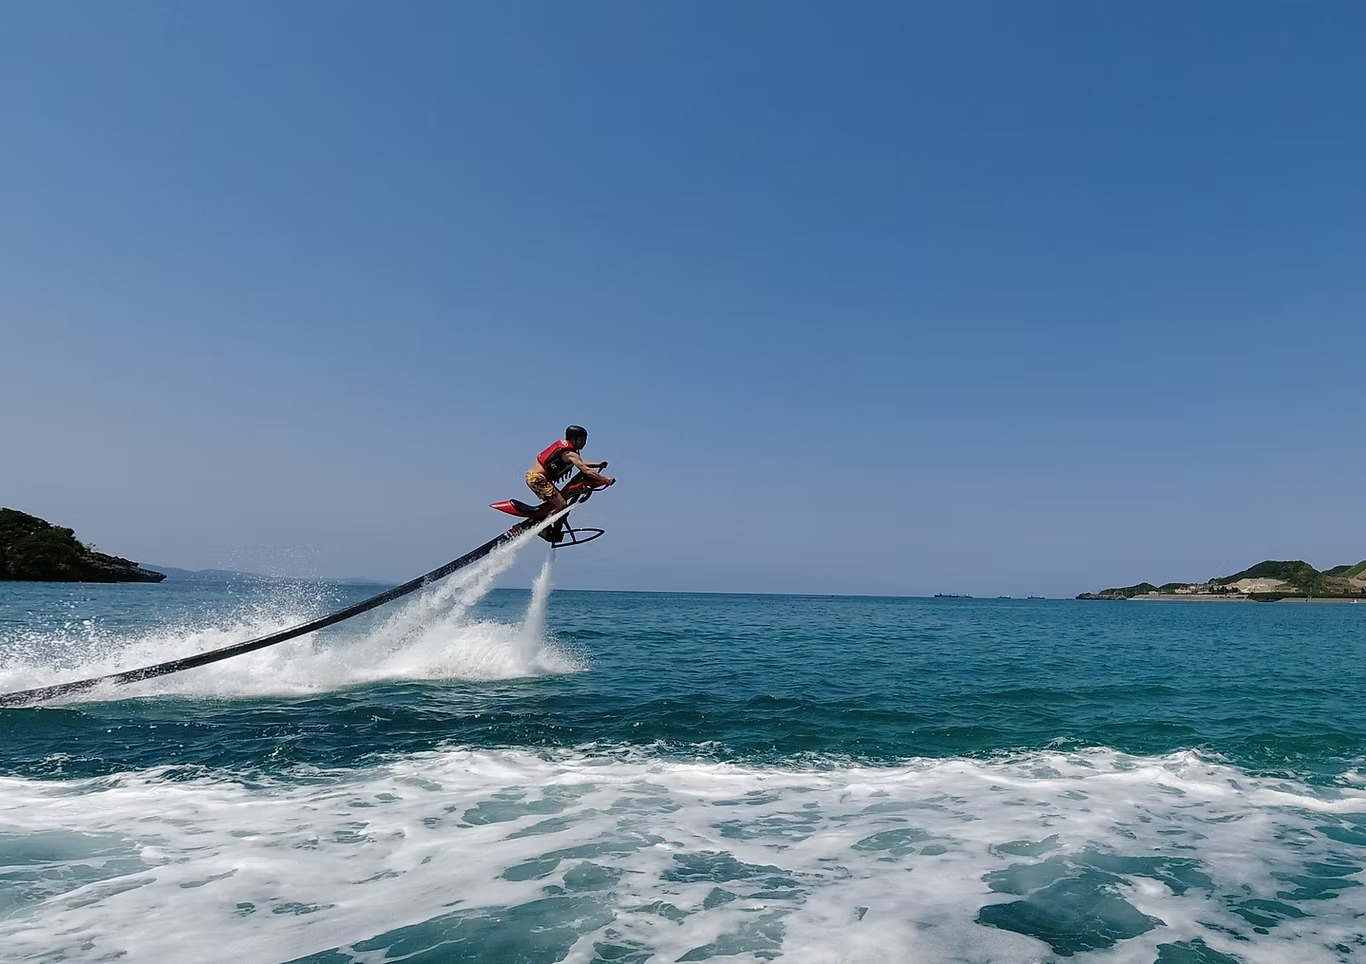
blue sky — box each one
[2,2,1363,596]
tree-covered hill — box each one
[1079,559,1366,600]
[0,508,165,583]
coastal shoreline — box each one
[1078,559,1366,602]
[1128,594,1365,604]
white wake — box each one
[0,521,580,703]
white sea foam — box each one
[1,748,1363,962]
[0,520,580,703]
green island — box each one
[0,508,166,583]
[1079,559,1366,602]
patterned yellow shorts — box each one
[525,469,558,502]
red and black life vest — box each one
[537,439,577,482]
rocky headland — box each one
[0,508,166,583]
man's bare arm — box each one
[564,451,615,485]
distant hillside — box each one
[1077,582,1159,600]
[1212,560,1333,594]
[0,508,165,583]
[1212,559,1366,597]
[1216,560,1314,583]
[149,565,393,586]
[148,565,279,583]
[1080,558,1366,600]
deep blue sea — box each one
[2,532,1365,962]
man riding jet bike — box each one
[491,425,615,545]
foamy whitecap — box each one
[1,747,1362,962]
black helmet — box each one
[565,425,588,446]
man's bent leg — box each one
[526,470,567,512]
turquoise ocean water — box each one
[2,531,1365,962]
